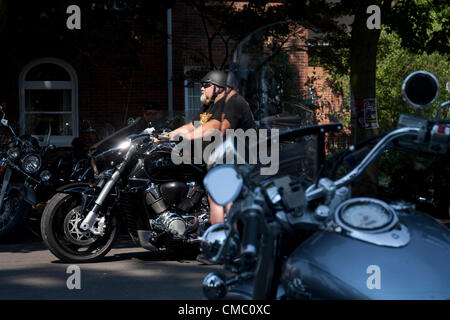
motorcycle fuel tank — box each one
[144,150,205,182]
[282,211,450,299]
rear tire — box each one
[41,193,119,263]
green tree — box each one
[282,0,448,194]
[377,29,450,131]
[282,0,449,141]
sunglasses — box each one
[201,82,212,88]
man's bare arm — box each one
[187,119,221,140]
[220,119,231,135]
[169,122,195,140]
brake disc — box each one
[63,206,96,246]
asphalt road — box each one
[0,222,222,300]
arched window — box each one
[19,58,78,147]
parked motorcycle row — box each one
[1,69,449,299]
[0,108,93,239]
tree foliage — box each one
[376,29,450,131]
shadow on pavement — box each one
[0,260,219,299]
[0,206,217,300]
[107,248,199,263]
[49,242,200,264]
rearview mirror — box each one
[402,71,439,110]
[203,165,243,206]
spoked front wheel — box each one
[41,193,119,263]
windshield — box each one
[232,22,317,127]
[89,117,149,157]
[211,21,348,183]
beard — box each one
[200,93,210,105]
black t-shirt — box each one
[192,97,225,127]
[188,97,225,164]
[223,93,256,131]
[221,93,257,165]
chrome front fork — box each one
[79,169,121,232]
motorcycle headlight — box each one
[203,165,243,206]
[40,170,52,181]
[7,147,20,159]
[118,139,131,150]
[21,154,41,174]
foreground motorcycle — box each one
[200,67,450,299]
[0,106,56,239]
[41,126,210,262]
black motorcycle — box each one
[41,127,210,262]
[199,71,450,300]
[0,106,56,239]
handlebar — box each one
[306,126,422,201]
[156,133,170,142]
[435,101,450,120]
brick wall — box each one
[0,0,343,147]
[75,32,169,135]
[306,66,346,122]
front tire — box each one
[41,193,119,263]
[0,195,31,240]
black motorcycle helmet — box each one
[201,70,227,104]
[201,70,228,88]
[226,71,239,90]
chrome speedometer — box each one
[334,198,410,247]
[336,198,395,231]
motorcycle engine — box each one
[155,211,186,236]
[145,181,205,237]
